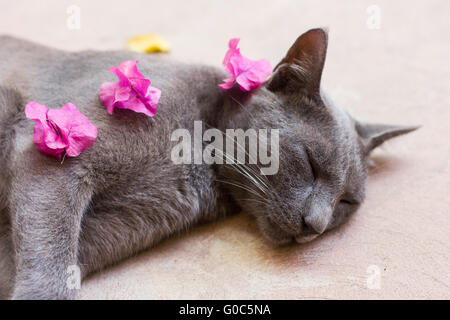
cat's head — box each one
[218,28,417,245]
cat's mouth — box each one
[295,234,319,244]
[258,215,322,245]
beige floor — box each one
[1,0,449,299]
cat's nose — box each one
[302,202,333,235]
[295,210,330,244]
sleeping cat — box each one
[0,28,416,299]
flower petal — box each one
[130,77,151,97]
[52,103,97,157]
[33,122,65,157]
[25,102,48,123]
[236,59,272,91]
[222,38,241,75]
[219,39,272,92]
[110,66,130,86]
[119,60,145,79]
[126,34,171,54]
[26,102,97,159]
[146,86,161,115]
[100,61,161,117]
[25,102,66,158]
[218,77,236,90]
[99,82,119,114]
[116,86,160,117]
[119,61,151,96]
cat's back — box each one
[0,35,223,141]
[0,35,223,116]
[0,36,224,190]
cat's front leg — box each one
[0,209,14,300]
[9,157,93,300]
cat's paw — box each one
[11,284,76,300]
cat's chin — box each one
[256,216,295,246]
[263,234,294,246]
[257,216,321,245]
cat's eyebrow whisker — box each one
[229,95,260,124]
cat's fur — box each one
[0,29,417,299]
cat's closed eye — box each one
[339,198,356,205]
[305,149,319,182]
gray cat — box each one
[0,28,417,299]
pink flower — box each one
[100,60,161,117]
[219,38,272,92]
[25,102,97,159]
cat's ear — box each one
[267,28,328,95]
[355,121,419,154]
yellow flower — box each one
[126,34,170,54]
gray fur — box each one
[0,29,416,299]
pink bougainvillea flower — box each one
[219,38,272,92]
[25,102,97,159]
[100,60,161,117]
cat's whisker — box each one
[204,123,271,192]
[235,198,269,206]
[212,147,269,196]
[229,95,260,124]
[213,127,282,205]
[227,96,276,181]
[215,179,265,200]
[211,144,280,204]
[206,117,263,169]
